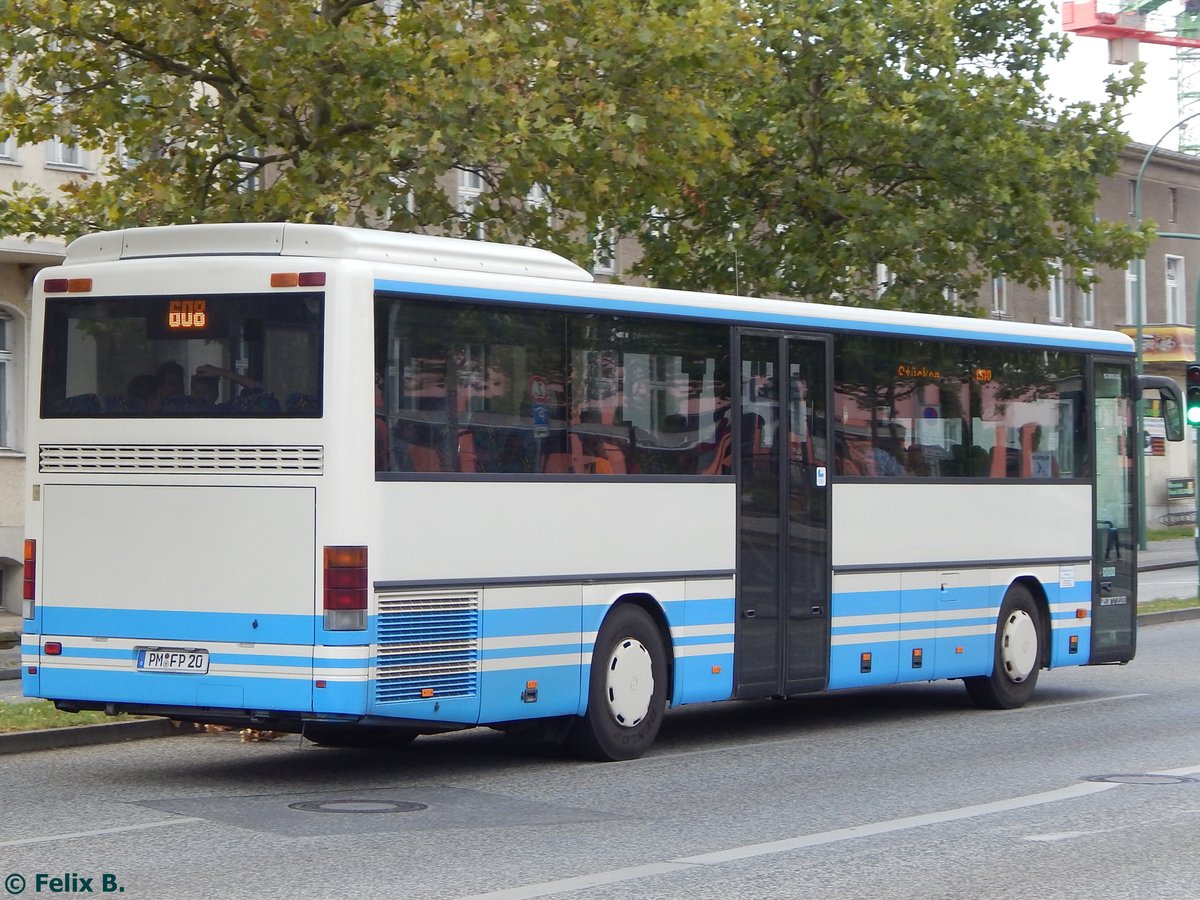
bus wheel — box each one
[568,604,667,761]
[303,724,418,749]
[964,584,1043,710]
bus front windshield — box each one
[41,293,323,418]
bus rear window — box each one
[41,293,323,418]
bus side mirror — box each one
[1136,375,1184,442]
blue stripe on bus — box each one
[40,606,316,644]
[482,606,581,637]
[674,654,735,705]
[374,278,1132,352]
[313,679,367,714]
[662,597,736,627]
[825,578,1096,686]
[827,633,996,688]
[478,664,582,721]
[34,606,388,647]
[367,693,481,725]
[29,579,1093,720]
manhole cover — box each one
[1084,774,1198,785]
[288,799,429,814]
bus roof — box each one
[63,222,593,283]
[61,222,1134,354]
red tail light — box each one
[22,539,35,618]
[324,546,367,631]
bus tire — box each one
[303,724,418,749]
[964,584,1043,710]
[568,604,668,761]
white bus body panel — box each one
[829,482,1093,687]
[34,484,316,711]
[375,481,735,581]
[832,483,1091,567]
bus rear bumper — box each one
[46,700,467,737]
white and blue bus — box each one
[20,223,1181,760]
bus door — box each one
[1091,359,1137,663]
[735,332,832,698]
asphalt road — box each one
[1,618,1198,900]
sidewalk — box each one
[1135,537,1199,572]
[3,542,1198,682]
[0,608,20,681]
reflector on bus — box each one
[271,272,326,287]
[43,278,93,293]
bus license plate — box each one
[137,648,210,674]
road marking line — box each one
[674,782,1117,865]
[459,765,1200,900]
[0,817,203,849]
[1024,830,1106,842]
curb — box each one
[1138,606,1200,626]
[0,718,200,755]
[1138,561,1198,573]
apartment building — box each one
[0,127,89,615]
[996,143,1200,522]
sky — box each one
[1044,0,1185,149]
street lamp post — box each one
[1131,111,1200,554]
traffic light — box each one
[1187,363,1200,426]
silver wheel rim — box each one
[605,637,654,727]
[1000,609,1038,682]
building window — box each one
[47,137,85,168]
[0,312,12,449]
[1048,259,1065,323]
[1080,269,1095,327]
[1170,187,1179,223]
[590,224,617,277]
[990,275,1008,317]
[457,168,486,240]
[1129,179,1137,216]
[1125,259,1144,325]
[525,183,549,210]
[1166,255,1185,323]
[875,263,893,300]
[0,76,15,161]
[46,88,86,168]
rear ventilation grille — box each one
[39,445,324,475]
[376,591,480,703]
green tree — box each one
[627,0,1153,311]
[0,0,1151,310]
[0,0,752,263]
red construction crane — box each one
[1064,0,1200,63]
[1064,0,1200,151]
